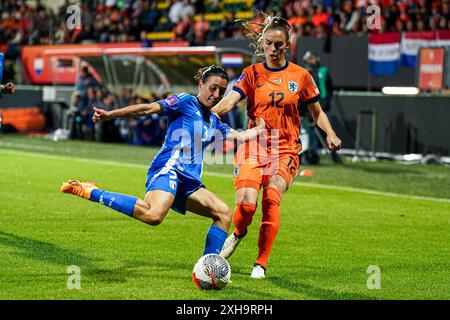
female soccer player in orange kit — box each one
[211,15,342,279]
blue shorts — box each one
[145,167,204,215]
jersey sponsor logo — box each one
[288,81,298,93]
[163,95,180,107]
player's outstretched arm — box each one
[210,90,241,119]
[307,101,342,151]
[92,102,162,123]
[227,117,266,143]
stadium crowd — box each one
[1,0,449,59]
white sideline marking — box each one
[1,147,449,204]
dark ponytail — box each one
[194,65,229,83]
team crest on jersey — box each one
[288,81,298,93]
[169,180,177,190]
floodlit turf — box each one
[0,135,449,299]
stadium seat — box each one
[156,1,170,10]
[235,11,254,19]
[147,31,174,41]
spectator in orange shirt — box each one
[312,4,330,27]
[287,7,308,29]
[193,13,210,45]
[398,2,410,24]
[173,14,193,41]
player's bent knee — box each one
[216,203,232,225]
[141,208,166,226]
[237,202,257,215]
[236,188,258,205]
[217,202,231,217]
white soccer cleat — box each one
[250,264,266,279]
[220,232,243,259]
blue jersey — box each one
[149,93,231,182]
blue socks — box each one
[203,225,228,255]
[90,189,138,217]
[88,189,227,255]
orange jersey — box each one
[233,62,320,151]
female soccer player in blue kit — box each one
[61,65,264,256]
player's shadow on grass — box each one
[269,276,379,300]
[85,265,142,283]
[0,231,97,267]
[0,232,173,284]
[86,261,190,284]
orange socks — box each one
[232,202,257,237]
[256,187,282,269]
[232,187,282,269]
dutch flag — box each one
[368,32,401,76]
[400,31,436,68]
[436,30,450,47]
[221,54,244,67]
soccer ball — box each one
[192,254,231,290]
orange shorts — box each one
[233,148,300,191]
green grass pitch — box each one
[0,135,449,299]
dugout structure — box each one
[42,46,258,107]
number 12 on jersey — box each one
[269,92,284,108]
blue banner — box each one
[0,53,4,83]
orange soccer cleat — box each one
[60,180,98,200]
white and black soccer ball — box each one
[192,254,231,290]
